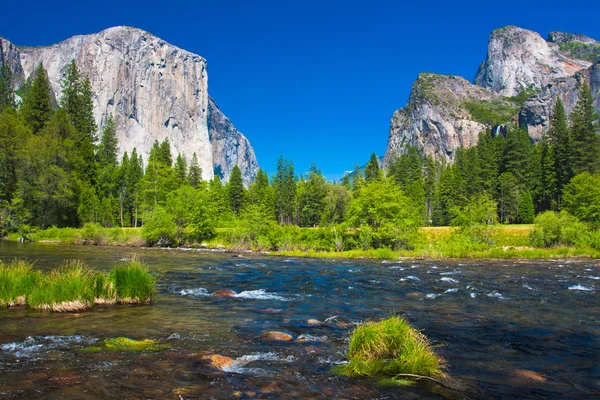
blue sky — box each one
[2,0,599,180]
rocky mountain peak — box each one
[547,31,600,62]
[474,26,591,96]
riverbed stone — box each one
[307,319,323,325]
[200,354,234,369]
[212,289,237,297]
[261,331,293,342]
[512,369,547,383]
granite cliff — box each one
[384,26,599,166]
[0,27,257,183]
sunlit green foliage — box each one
[342,316,446,379]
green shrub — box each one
[142,207,177,246]
[529,211,587,248]
[77,223,108,245]
[463,100,519,126]
[342,316,446,379]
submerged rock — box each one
[511,369,547,383]
[212,289,237,297]
[260,331,294,342]
[307,319,323,325]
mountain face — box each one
[474,26,591,97]
[383,73,515,165]
[519,59,600,139]
[1,27,257,183]
[208,97,258,186]
[384,26,599,166]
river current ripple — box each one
[0,242,598,399]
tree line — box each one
[1,60,599,247]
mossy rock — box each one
[104,337,169,352]
[77,346,103,353]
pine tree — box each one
[365,153,380,181]
[0,108,29,201]
[547,98,572,204]
[97,115,118,167]
[248,168,275,218]
[297,162,328,227]
[501,124,531,186]
[174,154,187,186]
[228,165,246,215]
[571,81,600,175]
[127,149,144,226]
[273,156,296,224]
[0,62,15,111]
[187,152,203,188]
[21,63,54,133]
[517,191,535,223]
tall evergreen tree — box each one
[273,156,296,224]
[187,153,203,188]
[174,154,187,186]
[365,152,380,181]
[547,98,572,204]
[297,163,328,227]
[0,62,15,112]
[21,63,54,134]
[501,124,531,186]
[228,165,246,215]
[97,115,118,167]
[570,81,600,175]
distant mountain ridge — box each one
[0,26,258,185]
[383,26,600,166]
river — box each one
[0,241,598,399]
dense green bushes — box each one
[0,258,155,311]
[529,211,587,248]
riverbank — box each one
[6,224,600,259]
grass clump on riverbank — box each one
[108,259,155,304]
[0,259,156,312]
[341,316,446,380]
[0,260,43,307]
[27,260,95,311]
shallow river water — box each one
[0,241,599,399]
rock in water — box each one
[212,289,237,297]
[200,354,234,370]
[2,27,258,184]
[474,26,591,96]
[261,331,293,342]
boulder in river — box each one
[212,289,237,297]
[261,331,294,342]
[307,319,323,325]
[200,354,234,370]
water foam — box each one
[179,288,210,297]
[440,277,459,284]
[1,335,95,359]
[233,289,290,301]
[486,292,505,299]
[568,284,594,291]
